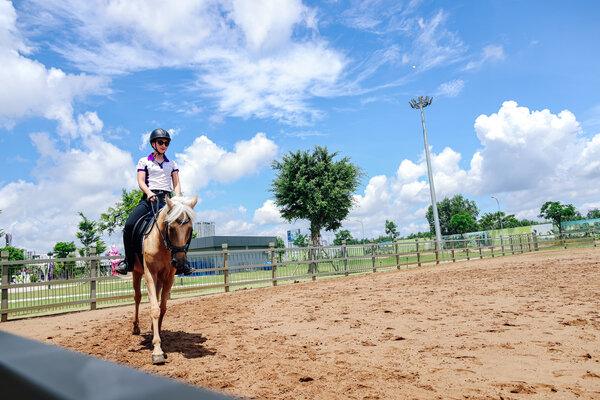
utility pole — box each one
[409,96,442,246]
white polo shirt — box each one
[137,153,179,191]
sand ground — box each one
[2,247,600,399]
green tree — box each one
[294,234,309,247]
[52,241,77,279]
[275,236,286,248]
[271,146,362,247]
[0,246,25,261]
[98,189,144,235]
[426,195,479,235]
[76,212,106,257]
[478,212,522,230]
[449,214,478,237]
[333,229,354,245]
[538,201,576,235]
[587,209,600,219]
[385,220,398,240]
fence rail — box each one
[1,232,597,321]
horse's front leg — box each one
[132,270,142,335]
[143,267,165,364]
[158,273,175,333]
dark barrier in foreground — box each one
[0,331,234,400]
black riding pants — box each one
[122,199,153,266]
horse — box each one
[131,195,197,364]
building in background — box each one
[194,221,215,238]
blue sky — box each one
[1,0,599,253]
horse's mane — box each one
[164,196,197,224]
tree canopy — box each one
[76,212,106,256]
[53,242,77,258]
[449,214,478,237]
[0,246,24,261]
[426,195,479,236]
[98,189,143,235]
[271,146,362,245]
[385,220,398,240]
[333,229,355,245]
[538,201,576,234]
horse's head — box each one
[164,195,198,271]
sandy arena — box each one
[2,248,600,399]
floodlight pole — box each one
[491,196,503,230]
[410,96,442,247]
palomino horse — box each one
[131,195,197,364]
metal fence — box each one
[1,232,597,321]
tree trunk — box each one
[308,232,320,274]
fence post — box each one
[562,233,567,249]
[509,236,514,254]
[89,248,97,311]
[342,240,349,276]
[478,238,483,259]
[450,238,455,262]
[371,241,376,273]
[466,238,470,261]
[310,245,317,281]
[394,241,400,270]
[269,242,276,287]
[500,236,505,256]
[415,239,421,267]
[1,251,9,322]
[593,230,597,248]
[491,239,495,257]
[222,244,229,292]
[532,232,539,251]
[435,240,440,265]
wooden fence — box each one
[1,232,597,321]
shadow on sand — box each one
[136,330,215,359]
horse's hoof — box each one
[152,354,166,365]
[132,326,140,335]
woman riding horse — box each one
[116,128,192,276]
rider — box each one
[115,128,193,275]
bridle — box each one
[149,200,192,255]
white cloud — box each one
[0,0,109,136]
[435,79,465,98]
[402,10,466,71]
[21,0,345,125]
[176,132,278,195]
[345,101,600,237]
[0,132,135,252]
[252,200,285,225]
[465,44,505,70]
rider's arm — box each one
[137,170,155,200]
[172,170,181,197]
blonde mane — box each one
[164,196,197,224]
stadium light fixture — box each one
[410,96,442,246]
[491,196,503,231]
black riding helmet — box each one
[149,128,171,144]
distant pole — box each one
[410,96,442,246]
[491,196,503,230]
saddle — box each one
[131,201,165,266]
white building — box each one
[194,221,215,238]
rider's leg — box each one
[116,200,151,274]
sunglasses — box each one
[156,140,170,146]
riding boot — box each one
[115,259,129,275]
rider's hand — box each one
[148,193,157,202]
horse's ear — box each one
[189,194,198,209]
[165,196,174,209]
